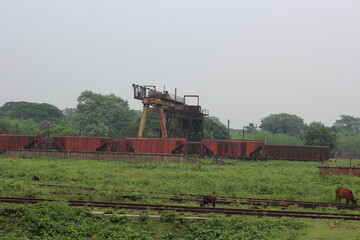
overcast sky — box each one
[1,0,359,129]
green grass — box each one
[1,156,359,203]
[0,156,360,239]
[299,220,360,240]
[0,201,308,240]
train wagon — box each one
[200,139,266,158]
[265,144,329,161]
[0,133,331,161]
[187,142,203,156]
[124,138,188,154]
[51,136,113,152]
[112,139,127,153]
[0,134,45,150]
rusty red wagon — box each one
[200,139,266,158]
[51,136,113,152]
[124,137,188,154]
[0,134,45,150]
[265,144,329,161]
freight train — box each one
[0,134,329,161]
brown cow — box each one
[200,195,216,207]
[335,187,357,204]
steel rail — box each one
[35,185,360,210]
[1,196,360,221]
[131,190,360,210]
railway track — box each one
[132,190,360,210]
[1,196,360,221]
[36,184,360,210]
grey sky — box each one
[1,0,359,129]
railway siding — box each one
[1,196,360,221]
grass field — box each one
[0,156,360,239]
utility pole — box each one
[227,119,230,139]
[254,124,257,139]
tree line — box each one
[0,91,359,158]
[0,91,229,140]
[234,113,360,158]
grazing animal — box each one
[335,187,357,204]
[200,195,216,207]
[32,176,40,181]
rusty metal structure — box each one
[132,84,208,141]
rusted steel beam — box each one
[157,107,168,138]
[137,105,149,138]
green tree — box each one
[332,115,360,133]
[308,121,325,127]
[231,129,303,144]
[0,102,65,123]
[243,123,257,133]
[5,118,41,134]
[204,116,229,139]
[335,133,360,158]
[260,113,306,135]
[75,91,136,137]
[63,108,78,130]
[40,120,78,137]
[0,117,11,133]
[303,126,337,150]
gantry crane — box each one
[132,84,208,141]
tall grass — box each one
[0,156,359,204]
[1,156,360,239]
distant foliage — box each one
[257,131,303,145]
[303,126,337,150]
[0,117,11,134]
[204,116,229,139]
[334,133,360,159]
[75,91,137,138]
[0,101,65,123]
[332,115,360,133]
[40,120,78,137]
[243,123,257,133]
[0,101,72,135]
[63,108,78,129]
[308,121,325,127]
[260,113,306,136]
[231,130,303,145]
[0,117,41,134]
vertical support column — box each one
[177,118,184,138]
[188,119,192,140]
[158,107,168,138]
[201,118,204,139]
[137,105,149,137]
